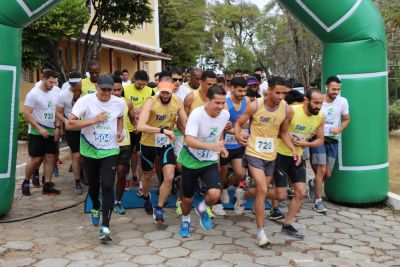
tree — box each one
[204,1,260,70]
[81,0,153,72]
[159,0,208,68]
[22,0,90,81]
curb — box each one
[387,192,400,211]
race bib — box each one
[255,137,274,153]
[94,132,111,143]
[196,149,214,161]
[324,123,334,136]
[43,107,55,122]
[224,134,237,145]
[290,132,306,142]
[155,133,170,147]
[93,123,112,145]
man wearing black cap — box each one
[66,74,124,241]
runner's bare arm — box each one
[332,113,350,135]
[185,135,225,153]
[65,113,106,130]
[127,100,136,127]
[23,105,48,137]
[279,106,301,165]
[183,92,194,115]
[176,100,188,134]
[234,100,256,146]
[117,116,123,142]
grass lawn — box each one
[389,132,400,195]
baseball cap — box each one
[97,75,114,90]
[158,81,174,93]
[247,76,258,86]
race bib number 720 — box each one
[255,137,274,153]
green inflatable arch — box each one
[0,0,388,216]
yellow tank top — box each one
[119,100,131,147]
[277,104,323,156]
[140,95,180,147]
[189,90,207,114]
[245,98,287,161]
[81,78,96,95]
[123,84,154,131]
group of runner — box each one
[22,62,350,245]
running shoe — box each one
[245,176,256,188]
[53,166,59,177]
[153,207,165,224]
[234,188,245,215]
[195,204,212,230]
[269,207,285,220]
[75,182,83,195]
[99,226,112,241]
[91,209,100,226]
[41,176,55,187]
[212,204,227,216]
[179,220,191,238]
[256,232,271,247]
[32,174,40,187]
[114,202,126,215]
[307,179,315,201]
[144,195,153,215]
[42,183,61,195]
[287,187,295,199]
[21,180,31,196]
[207,206,215,219]
[314,200,327,213]
[175,200,182,215]
[281,224,304,239]
[221,189,230,204]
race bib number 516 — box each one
[255,137,274,153]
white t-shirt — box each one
[57,88,78,119]
[35,81,61,94]
[72,94,124,157]
[122,80,132,87]
[174,85,192,102]
[259,81,268,96]
[61,82,70,91]
[185,106,230,162]
[24,85,60,135]
[321,95,349,138]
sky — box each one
[250,0,266,10]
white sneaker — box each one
[256,232,271,247]
[234,188,245,215]
[221,189,230,204]
[212,204,226,216]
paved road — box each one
[1,145,399,266]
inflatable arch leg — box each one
[278,0,388,204]
[0,0,61,216]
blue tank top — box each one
[224,97,247,150]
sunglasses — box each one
[173,78,183,83]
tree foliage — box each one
[159,0,208,68]
[82,0,153,71]
[22,0,90,74]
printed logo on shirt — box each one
[295,125,306,131]
[131,96,138,102]
[260,116,270,123]
[156,114,166,121]
[47,101,53,108]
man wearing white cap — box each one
[137,76,187,224]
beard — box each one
[308,103,320,115]
[160,97,172,105]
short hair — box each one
[325,76,341,85]
[232,77,247,88]
[254,67,263,73]
[134,70,149,81]
[201,70,216,81]
[68,70,82,79]
[42,69,57,79]
[113,70,122,76]
[216,77,225,84]
[121,69,129,74]
[234,69,243,74]
[285,90,304,104]
[254,74,262,82]
[88,60,100,68]
[158,70,171,81]
[268,76,287,89]
[305,87,322,101]
[224,70,234,76]
[154,72,160,77]
[190,67,202,75]
[170,67,183,76]
[207,85,226,100]
[112,75,122,84]
[159,76,172,83]
[243,69,250,74]
[147,82,157,88]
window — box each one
[21,69,34,83]
[141,62,149,73]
